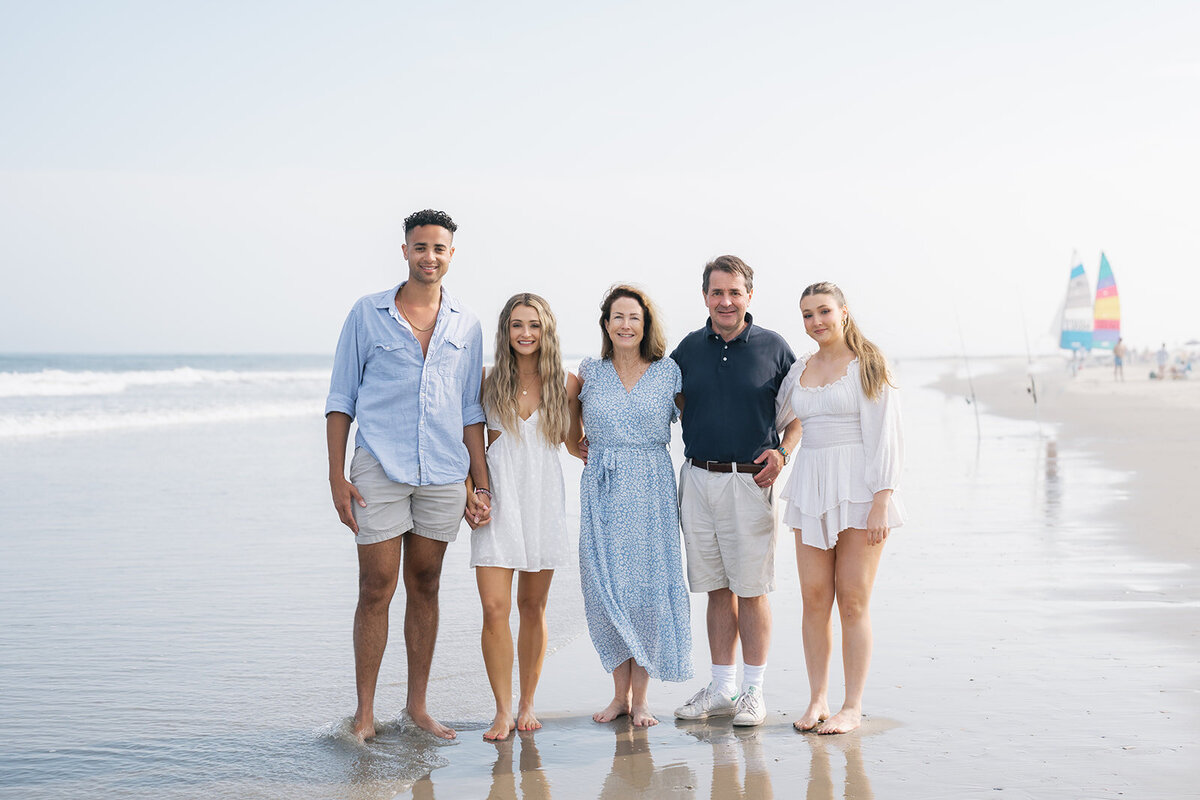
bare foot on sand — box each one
[592,699,631,723]
[407,708,457,740]
[352,714,376,741]
[516,703,542,731]
[815,708,861,735]
[631,704,659,727]
[793,702,830,732]
[483,711,515,741]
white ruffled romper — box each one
[776,355,906,550]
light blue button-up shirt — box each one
[325,284,486,486]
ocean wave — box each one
[0,401,323,439]
[0,367,329,398]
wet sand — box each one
[396,361,1200,799]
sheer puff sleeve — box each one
[858,377,903,494]
[774,356,807,436]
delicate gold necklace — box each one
[398,297,435,332]
[518,371,539,397]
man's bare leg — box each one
[402,532,455,739]
[353,536,403,740]
[707,587,739,666]
[737,594,772,667]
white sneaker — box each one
[674,683,739,720]
[731,685,766,726]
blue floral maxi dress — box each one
[578,356,693,682]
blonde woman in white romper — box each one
[776,282,905,735]
[468,293,572,741]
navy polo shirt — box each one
[670,314,796,463]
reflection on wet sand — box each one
[676,720,773,799]
[800,731,874,800]
[1042,437,1062,524]
[599,720,697,799]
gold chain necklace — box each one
[398,297,435,332]
[518,371,539,397]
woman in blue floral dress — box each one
[566,284,693,727]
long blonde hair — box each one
[483,293,570,446]
[598,284,667,361]
[800,281,895,401]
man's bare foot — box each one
[483,711,515,741]
[631,703,658,727]
[407,708,457,740]
[516,703,542,731]
[792,702,830,732]
[352,714,377,741]
[592,698,630,723]
[815,708,861,735]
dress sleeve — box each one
[858,376,903,494]
[774,356,806,435]
[577,357,594,403]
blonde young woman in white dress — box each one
[776,282,905,735]
[468,293,572,741]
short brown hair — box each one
[702,255,754,293]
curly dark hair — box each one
[403,209,458,235]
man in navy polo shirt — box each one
[671,255,801,727]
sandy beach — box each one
[397,358,1200,799]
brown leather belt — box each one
[687,458,764,474]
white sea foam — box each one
[0,367,329,398]
[0,400,322,439]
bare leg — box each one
[594,659,633,722]
[515,569,554,731]
[401,533,456,739]
[817,529,885,735]
[353,536,403,740]
[737,594,772,668]
[477,566,516,740]
[794,532,835,732]
[707,587,739,666]
[629,661,658,727]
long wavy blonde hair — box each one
[483,293,570,446]
[800,282,895,401]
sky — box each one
[2,0,1198,358]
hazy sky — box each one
[2,1,1198,358]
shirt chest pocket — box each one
[438,336,468,378]
[370,341,414,379]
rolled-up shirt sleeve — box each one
[859,381,903,494]
[325,305,363,419]
[460,319,486,426]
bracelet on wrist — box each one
[473,487,492,498]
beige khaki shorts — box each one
[348,447,466,546]
[678,461,777,597]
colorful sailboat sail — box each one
[1059,261,1093,351]
[1092,253,1120,350]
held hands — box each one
[330,475,366,534]
[465,488,492,529]
[753,448,785,488]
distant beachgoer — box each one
[776,281,906,735]
[325,209,489,741]
[1157,343,1169,380]
[670,256,800,729]
[567,284,692,727]
[470,293,571,741]
[1113,339,1126,381]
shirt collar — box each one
[705,312,755,344]
[379,283,460,313]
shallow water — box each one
[1,356,1196,799]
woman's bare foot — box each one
[407,708,457,740]
[516,703,542,731]
[592,698,631,723]
[630,703,658,727]
[352,714,376,741]
[815,708,862,735]
[483,711,515,741]
[793,702,830,732]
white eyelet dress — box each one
[776,355,906,550]
[469,401,571,571]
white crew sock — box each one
[711,663,738,697]
[742,662,766,692]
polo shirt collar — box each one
[705,312,755,344]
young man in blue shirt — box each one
[325,209,490,740]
